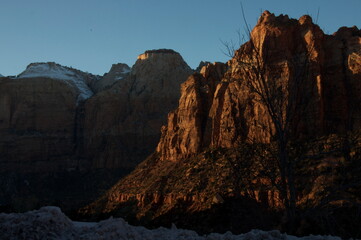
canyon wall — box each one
[82,12,361,235]
[157,11,361,162]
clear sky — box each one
[0,0,360,76]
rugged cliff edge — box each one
[81,12,361,237]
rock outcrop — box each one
[17,62,99,102]
[0,52,193,213]
[92,63,131,93]
[156,62,228,162]
[83,49,193,168]
[157,11,361,162]
[0,50,193,172]
[81,12,361,236]
[0,62,100,173]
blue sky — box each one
[0,0,360,76]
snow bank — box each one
[0,207,342,240]
[17,63,94,102]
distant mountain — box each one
[84,49,193,169]
[0,50,193,213]
[17,62,100,102]
[93,63,131,92]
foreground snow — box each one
[0,207,342,240]
[17,62,94,102]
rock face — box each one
[156,62,228,162]
[17,62,98,102]
[83,49,193,168]
[157,11,361,162]
[82,12,361,236]
[92,63,131,93]
[0,51,192,171]
[0,52,193,212]
[0,77,77,172]
[0,62,100,173]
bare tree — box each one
[223,5,315,229]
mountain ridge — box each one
[0,49,194,213]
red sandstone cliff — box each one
[81,12,361,235]
[157,11,361,162]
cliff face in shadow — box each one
[0,50,193,213]
[84,50,193,169]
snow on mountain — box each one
[112,66,130,81]
[121,67,131,74]
[0,206,342,240]
[17,62,95,102]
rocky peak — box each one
[93,63,131,93]
[137,49,179,60]
[195,61,211,72]
[334,26,361,39]
[130,49,192,98]
[134,49,190,71]
[83,49,193,169]
[298,15,313,25]
[256,10,276,24]
[107,63,131,74]
[256,10,294,25]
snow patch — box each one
[121,68,131,74]
[17,63,94,102]
[0,207,342,240]
[113,66,130,80]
